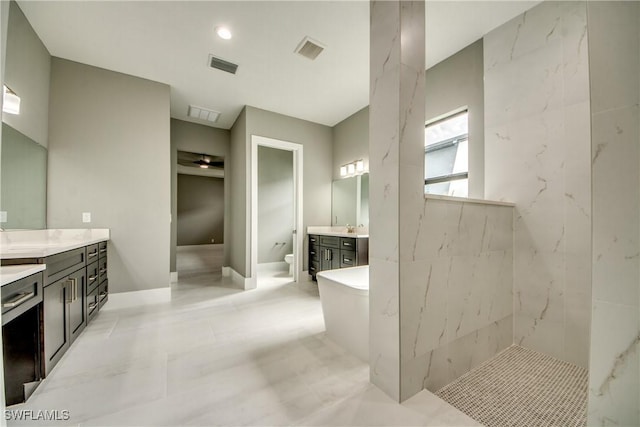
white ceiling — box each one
[17,1,539,130]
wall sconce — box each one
[2,85,20,115]
[340,159,367,178]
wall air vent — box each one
[208,55,238,74]
[295,36,325,60]
[188,105,220,123]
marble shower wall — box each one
[586,2,639,425]
[400,197,514,397]
[483,1,592,368]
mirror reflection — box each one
[331,173,369,227]
[0,123,47,229]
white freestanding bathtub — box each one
[317,265,369,362]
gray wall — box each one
[170,118,229,272]
[229,107,248,274]
[587,2,639,425]
[332,40,483,196]
[425,38,484,199]
[47,58,171,293]
[258,146,293,264]
[332,106,369,180]
[177,174,224,246]
[4,1,50,148]
[228,105,333,277]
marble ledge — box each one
[1,264,47,287]
[307,226,369,238]
[0,228,110,259]
[425,194,515,208]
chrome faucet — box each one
[346,224,355,233]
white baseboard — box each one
[222,266,255,290]
[104,287,171,310]
[170,271,178,283]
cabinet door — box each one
[68,268,86,344]
[43,278,70,375]
[321,247,340,271]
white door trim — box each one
[250,134,303,288]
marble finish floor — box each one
[9,268,479,426]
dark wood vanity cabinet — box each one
[308,234,368,281]
[4,241,108,377]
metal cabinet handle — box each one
[99,268,107,275]
[99,248,107,253]
[88,302,98,310]
[344,258,352,263]
[88,251,98,258]
[3,292,35,308]
[99,292,108,301]
[89,275,97,282]
[66,277,79,303]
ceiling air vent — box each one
[188,105,220,123]
[208,55,238,75]
[295,36,325,60]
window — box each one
[424,110,468,197]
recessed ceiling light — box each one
[215,26,232,40]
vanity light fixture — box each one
[340,159,367,178]
[2,85,20,115]
[215,26,232,40]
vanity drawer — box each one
[340,238,357,250]
[309,246,320,262]
[45,248,87,285]
[98,257,108,284]
[86,244,99,262]
[319,235,340,248]
[86,287,99,323]
[98,280,108,308]
[1,272,43,325]
[309,262,319,276]
[86,261,100,295]
[340,250,356,268]
[98,241,108,259]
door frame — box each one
[250,135,303,288]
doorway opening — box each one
[176,150,225,280]
[250,135,303,289]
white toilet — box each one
[284,253,293,276]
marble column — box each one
[369,0,425,402]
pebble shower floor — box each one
[436,345,588,427]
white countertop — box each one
[0,264,46,287]
[0,229,110,259]
[307,226,369,238]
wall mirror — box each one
[331,173,369,227]
[0,123,47,229]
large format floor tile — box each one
[8,250,477,426]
